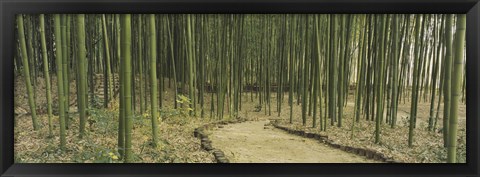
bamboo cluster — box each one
[14,14,466,163]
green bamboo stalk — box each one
[39,14,53,136]
[53,14,66,149]
[337,14,347,128]
[329,14,337,126]
[375,14,387,144]
[65,15,72,128]
[138,14,145,114]
[121,14,134,163]
[427,15,441,131]
[17,15,40,131]
[149,14,160,147]
[76,14,88,139]
[61,15,69,130]
[301,16,308,126]
[352,15,366,137]
[408,15,423,147]
[288,15,295,124]
[186,14,196,116]
[165,17,178,109]
[117,14,125,159]
[102,14,114,104]
[390,14,400,128]
[443,14,454,147]
[447,14,465,163]
[25,16,38,103]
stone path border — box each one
[194,118,401,163]
[271,121,402,163]
[193,117,249,163]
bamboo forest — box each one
[14,14,466,163]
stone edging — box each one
[271,122,402,163]
[193,118,248,163]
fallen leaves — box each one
[14,108,216,163]
[276,101,467,163]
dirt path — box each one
[209,120,378,163]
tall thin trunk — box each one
[138,15,145,114]
[121,14,134,163]
[408,15,422,147]
[447,14,465,163]
[186,14,196,116]
[117,14,125,159]
[329,14,337,126]
[149,14,160,147]
[53,14,66,149]
[61,15,69,130]
[76,14,88,139]
[443,14,454,147]
[102,14,114,105]
[17,15,40,130]
[39,14,53,136]
[375,15,387,144]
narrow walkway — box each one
[210,120,378,163]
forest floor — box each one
[275,99,467,163]
[14,75,216,163]
[232,92,467,163]
[14,75,466,163]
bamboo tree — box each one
[314,15,322,128]
[364,14,375,122]
[375,14,387,144]
[301,16,308,126]
[288,15,295,124]
[352,15,366,137]
[76,14,88,139]
[443,14,454,147]
[149,14,160,147]
[117,14,125,159]
[186,14,195,116]
[433,16,446,131]
[329,14,337,126]
[24,16,38,102]
[322,15,330,131]
[138,14,145,113]
[447,14,465,163]
[121,14,134,163]
[390,15,400,128]
[39,14,53,136]
[13,14,469,162]
[408,15,422,147]
[86,16,95,106]
[61,15,69,129]
[17,15,40,131]
[199,15,207,118]
[166,17,178,109]
[337,14,346,127]
[65,15,72,115]
[102,14,114,105]
[53,14,67,149]
[427,15,441,131]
